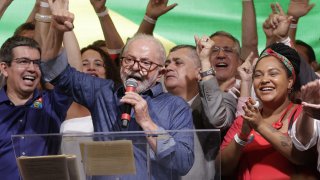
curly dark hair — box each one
[258,43,301,93]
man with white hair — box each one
[40,6,194,179]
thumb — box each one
[163,3,178,14]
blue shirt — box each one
[0,86,71,180]
[42,51,195,180]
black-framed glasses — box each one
[121,56,163,72]
[12,58,41,68]
[212,46,235,56]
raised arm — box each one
[241,0,259,60]
[33,0,51,48]
[195,35,237,128]
[0,0,13,20]
[236,52,257,116]
[137,0,177,35]
[263,3,292,47]
[42,0,74,61]
[63,31,82,71]
[90,0,123,53]
[287,0,315,45]
[26,0,41,23]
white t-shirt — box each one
[60,116,94,133]
[290,119,320,172]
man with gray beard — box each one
[40,8,194,178]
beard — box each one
[120,68,159,93]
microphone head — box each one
[125,78,138,88]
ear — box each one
[311,61,319,71]
[156,67,166,81]
[0,62,9,77]
[287,76,294,90]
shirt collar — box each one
[0,86,40,105]
[187,93,199,106]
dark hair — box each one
[0,36,41,66]
[81,45,121,86]
[91,40,122,67]
[259,43,301,92]
[13,22,35,37]
[91,40,106,48]
[169,44,200,67]
[169,44,196,53]
[295,40,316,63]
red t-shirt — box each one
[221,105,302,180]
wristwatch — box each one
[200,68,216,78]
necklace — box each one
[272,102,293,130]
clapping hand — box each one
[301,79,320,119]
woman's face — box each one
[253,56,293,104]
[81,49,106,79]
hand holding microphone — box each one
[121,78,138,128]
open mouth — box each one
[128,75,143,82]
[23,75,36,82]
[215,62,228,68]
[259,86,275,91]
[87,72,98,77]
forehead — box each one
[255,56,285,70]
[12,46,40,59]
[82,49,103,60]
[125,39,160,60]
[211,35,235,47]
[168,48,197,64]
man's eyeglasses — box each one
[12,58,41,68]
[121,56,163,72]
[212,46,235,56]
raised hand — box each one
[90,0,106,13]
[301,79,320,119]
[264,3,293,40]
[146,0,177,19]
[194,35,214,62]
[49,0,74,32]
[263,15,274,40]
[238,52,257,82]
[288,0,315,19]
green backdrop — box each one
[1,0,319,62]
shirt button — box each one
[21,136,25,140]
[19,119,23,123]
[22,152,26,156]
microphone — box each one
[121,78,138,128]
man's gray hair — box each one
[210,31,241,55]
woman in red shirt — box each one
[219,43,317,179]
